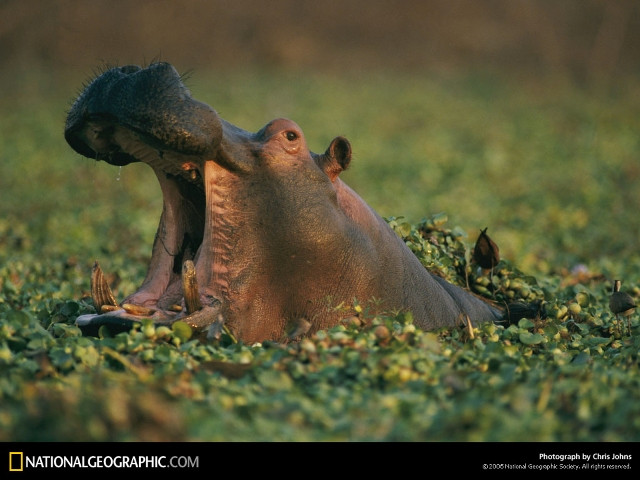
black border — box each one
[3,442,638,476]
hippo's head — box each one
[65,63,365,342]
[66,62,503,343]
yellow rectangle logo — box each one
[9,452,23,472]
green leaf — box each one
[52,323,82,338]
[440,256,453,267]
[76,345,101,367]
[586,336,611,347]
[257,370,293,390]
[60,301,80,317]
[49,348,74,370]
[431,212,448,227]
[4,310,33,325]
[451,226,468,239]
[519,331,544,345]
[571,351,591,365]
[397,222,412,237]
[171,321,193,342]
[517,318,535,330]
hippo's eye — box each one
[285,131,298,142]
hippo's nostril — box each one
[119,65,141,75]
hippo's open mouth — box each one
[65,63,236,336]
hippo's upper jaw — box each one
[66,62,503,343]
[65,63,223,165]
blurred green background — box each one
[1,0,639,278]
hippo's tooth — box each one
[100,305,120,313]
[182,259,203,314]
[122,303,156,316]
[91,261,118,312]
[463,314,475,340]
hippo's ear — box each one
[320,136,352,181]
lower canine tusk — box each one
[182,259,202,314]
[91,260,118,311]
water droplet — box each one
[116,166,122,181]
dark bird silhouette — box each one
[473,227,500,270]
[609,279,636,335]
[503,300,546,325]
[473,227,500,292]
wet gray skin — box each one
[65,62,504,343]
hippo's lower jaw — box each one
[76,140,230,337]
[75,259,226,339]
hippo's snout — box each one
[65,62,223,166]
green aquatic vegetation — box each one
[1,213,638,441]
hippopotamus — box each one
[65,62,503,343]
